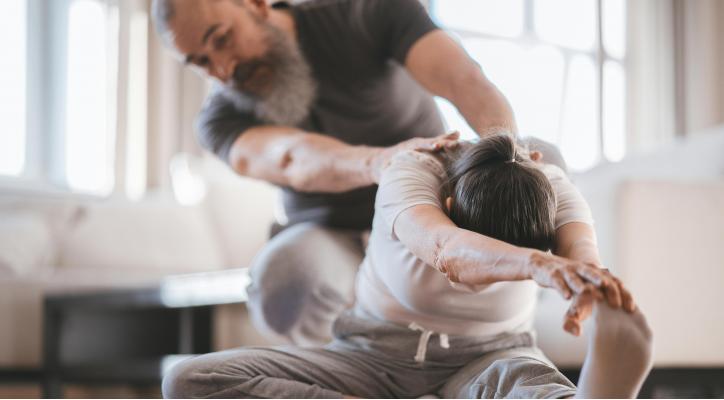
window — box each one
[0,0,28,176]
[0,0,119,196]
[430,0,627,171]
[65,0,118,195]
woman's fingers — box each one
[564,290,595,336]
[575,263,623,308]
[550,269,573,300]
[562,269,589,295]
[612,276,637,313]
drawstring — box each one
[408,322,450,363]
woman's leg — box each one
[574,302,654,398]
[439,346,577,399]
[440,302,653,399]
[162,345,397,399]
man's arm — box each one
[405,30,518,136]
[227,125,457,193]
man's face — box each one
[166,0,317,126]
[169,0,276,95]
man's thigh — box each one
[247,223,366,345]
[439,347,577,399]
[163,345,398,399]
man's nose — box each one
[213,57,236,83]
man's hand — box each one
[370,131,460,183]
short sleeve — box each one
[195,89,260,164]
[543,165,595,228]
[376,150,447,239]
[360,0,439,64]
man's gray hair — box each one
[151,0,176,38]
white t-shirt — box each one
[354,150,594,337]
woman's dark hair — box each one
[444,134,557,251]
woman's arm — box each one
[392,203,617,301]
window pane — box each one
[603,0,626,59]
[534,0,596,51]
[65,0,114,195]
[126,9,149,200]
[461,39,565,143]
[603,61,625,162]
[559,55,599,171]
[0,0,27,176]
[432,0,524,38]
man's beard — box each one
[218,21,317,126]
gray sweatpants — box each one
[246,222,365,345]
[163,310,576,398]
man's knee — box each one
[246,223,363,341]
[250,223,362,283]
[162,357,213,399]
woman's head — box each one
[444,134,556,251]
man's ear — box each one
[245,0,269,17]
[445,196,453,213]
[530,151,544,163]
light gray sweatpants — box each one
[163,310,577,398]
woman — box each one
[163,134,653,399]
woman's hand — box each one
[562,270,637,336]
[526,251,633,310]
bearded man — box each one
[152,0,518,345]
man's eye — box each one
[196,56,210,67]
[214,32,230,49]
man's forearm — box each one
[450,69,518,137]
[285,134,383,193]
[229,127,383,193]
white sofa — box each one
[0,158,278,368]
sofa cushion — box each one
[58,198,225,273]
[0,211,55,277]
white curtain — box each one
[627,0,724,155]
[114,0,209,198]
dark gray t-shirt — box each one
[197,0,446,230]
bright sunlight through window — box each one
[0,0,27,177]
[430,0,627,172]
[65,0,114,195]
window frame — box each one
[0,0,121,198]
[428,0,627,167]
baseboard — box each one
[561,367,724,398]
[0,368,43,383]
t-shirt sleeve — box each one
[376,150,447,239]
[195,90,260,164]
[543,165,595,228]
[359,0,440,64]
